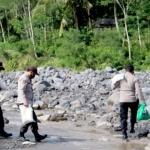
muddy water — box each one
[0,108,148,150]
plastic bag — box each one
[19,105,36,125]
[136,103,150,121]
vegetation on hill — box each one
[0,0,150,71]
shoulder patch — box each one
[23,80,26,84]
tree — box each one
[0,0,18,42]
[28,0,37,58]
[18,0,38,58]
[32,0,63,49]
[59,0,92,36]
[101,0,119,32]
[116,0,132,61]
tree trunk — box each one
[15,6,18,18]
[51,16,56,48]
[122,29,126,49]
[28,0,37,58]
[114,0,119,32]
[72,6,79,30]
[20,0,30,39]
[44,23,46,41]
[137,16,142,47]
[4,8,9,37]
[0,20,6,42]
[124,12,131,61]
[116,0,132,61]
[87,8,92,28]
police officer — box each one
[17,66,47,142]
[0,61,12,138]
[111,65,145,140]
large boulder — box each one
[106,89,120,105]
[49,113,67,121]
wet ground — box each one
[0,107,149,150]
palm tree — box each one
[59,0,93,36]
[32,0,92,36]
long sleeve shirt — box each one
[111,72,145,103]
[17,73,33,104]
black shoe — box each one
[138,130,149,138]
[130,128,135,133]
[122,134,128,140]
[17,136,29,142]
[130,123,135,133]
[0,130,12,138]
[35,134,47,142]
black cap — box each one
[27,66,39,75]
[0,61,5,70]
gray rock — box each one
[4,118,9,124]
[142,87,150,94]
[76,110,85,115]
[57,110,66,114]
[38,115,51,121]
[34,101,48,109]
[12,104,18,109]
[106,90,120,105]
[105,66,113,73]
[100,90,109,95]
[50,113,67,121]
[33,103,39,109]
[88,120,96,126]
[59,99,70,107]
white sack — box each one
[19,105,35,125]
[112,74,124,84]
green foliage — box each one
[1,0,150,72]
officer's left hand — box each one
[24,101,29,107]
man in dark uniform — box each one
[0,61,12,137]
[17,66,47,142]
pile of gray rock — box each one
[1,66,150,136]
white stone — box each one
[55,105,63,110]
[38,115,51,121]
[12,104,18,109]
[33,103,39,109]
[57,110,66,114]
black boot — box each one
[122,130,128,140]
[0,129,12,138]
[130,123,135,133]
[17,132,29,142]
[33,131,47,142]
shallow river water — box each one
[0,107,148,150]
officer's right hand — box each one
[24,101,29,107]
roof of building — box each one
[93,18,119,25]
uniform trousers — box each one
[0,106,4,130]
[120,101,138,132]
[18,105,38,134]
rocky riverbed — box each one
[1,66,150,150]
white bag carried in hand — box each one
[112,74,124,84]
[19,104,35,125]
[0,81,8,90]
